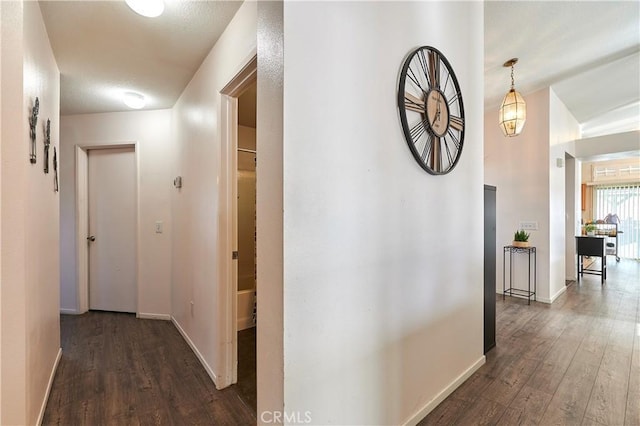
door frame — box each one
[75,142,140,314]
[565,152,578,281]
[218,53,257,388]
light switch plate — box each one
[519,221,538,231]
[155,221,163,233]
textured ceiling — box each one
[39,0,242,115]
[41,0,639,137]
[485,1,639,136]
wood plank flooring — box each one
[237,327,257,413]
[43,312,256,425]
[43,259,638,425]
[421,259,640,426]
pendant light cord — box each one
[511,65,515,90]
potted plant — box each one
[513,230,530,248]
[585,223,597,236]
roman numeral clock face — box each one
[398,46,465,175]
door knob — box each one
[87,236,96,242]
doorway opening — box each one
[218,54,257,410]
[235,80,257,411]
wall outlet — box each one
[519,221,538,231]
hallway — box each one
[42,313,255,425]
[42,260,638,425]
[421,259,640,425]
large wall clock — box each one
[398,46,465,175]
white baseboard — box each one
[37,347,62,426]
[548,285,568,304]
[403,355,486,426]
[171,316,219,387]
[60,308,79,315]
[138,312,171,321]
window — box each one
[594,184,640,259]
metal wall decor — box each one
[44,119,51,173]
[53,146,59,192]
[397,46,465,175]
[29,97,40,164]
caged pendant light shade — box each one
[499,58,526,137]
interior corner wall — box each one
[548,88,580,296]
[282,2,484,424]
[564,154,580,281]
[485,88,552,301]
[1,1,60,424]
[257,0,284,420]
[59,109,173,317]
[170,0,256,384]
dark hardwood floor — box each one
[43,259,638,425]
[237,327,257,413]
[421,258,640,426]
[43,312,256,425]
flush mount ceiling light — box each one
[125,0,164,18]
[498,58,527,137]
[123,91,145,109]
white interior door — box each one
[88,147,136,312]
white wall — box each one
[549,89,580,295]
[564,154,580,280]
[485,88,551,300]
[0,2,2,414]
[170,0,256,384]
[282,2,484,424]
[1,1,60,424]
[576,130,640,161]
[1,2,28,422]
[256,0,284,419]
[60,110,173,317]
[486,86,580,303]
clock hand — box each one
[431,110,439,126]
[432,97,441,126]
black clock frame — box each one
[398,46,465,175]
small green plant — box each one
[585,223,597,233]
[514,230,530,242]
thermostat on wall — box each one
[173,176,182,188]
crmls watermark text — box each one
[260,410,312,424]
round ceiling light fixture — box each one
[125,0,164,18]
[123,91,146,109]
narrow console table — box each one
[576,236,606,283]
[503,246,537,305]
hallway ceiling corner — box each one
[39,0,243,115]
[40,0,639,135]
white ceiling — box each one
[485,1,640,137]
[39,0,242,115]
[40,1,639,138]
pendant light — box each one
[498,58,526,137]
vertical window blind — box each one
[594,184,640,259]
